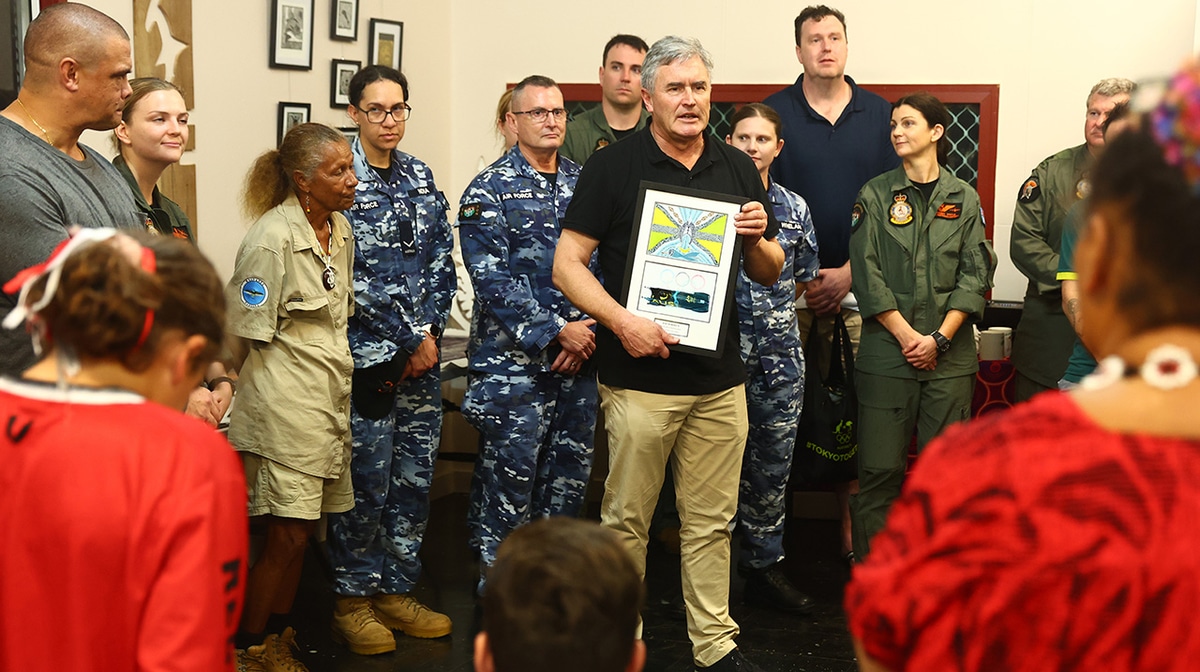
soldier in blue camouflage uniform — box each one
[728,104,820,613]
[325,66,455,654]
[456,76,599,594]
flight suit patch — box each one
[889,193,913,226]
[851,203,864,230]
[1018,177,1040,203]
[1075,176,1090,200]
[935,203,962,219]
[594,138,609,152]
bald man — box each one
[0,3,141,377]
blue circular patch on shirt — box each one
[240,277,268,308]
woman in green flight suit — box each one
[848,92,995,559]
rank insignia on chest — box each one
[1075,176,1091,200]
[594,138,609,151]
[851,203,864,230]
[459,203,481,221]
[935,203,962,220]
[889,193,913,226]
[1018,177,1040,203]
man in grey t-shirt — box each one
[0,4,141,376]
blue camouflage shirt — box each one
[457,144,586,375]
[736,181,820,388]
[346,138,455,368]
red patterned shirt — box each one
[846,391,1200,671]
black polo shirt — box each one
[562,127,779,395]
[764,74,898,269]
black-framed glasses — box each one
[511,107,567,123]
[356,103,412,124]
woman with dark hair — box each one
[846,66,1200,671]
[324,64,455,653]
[723,102,821,611]
[848,92,994,559]
[225,122,357,672]
[0,231,247,671]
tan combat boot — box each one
[261,627,309,672]
[331,596,397,655]
[235,643,267,672]
[372,593,452,638]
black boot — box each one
[742,563,814,614]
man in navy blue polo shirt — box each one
[764,5,897,370]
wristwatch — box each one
[931,330,952,354]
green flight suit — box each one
[1010,144,1091,400]
[848,166,995,558]
[112,155,195,241]
[560,104,649,166]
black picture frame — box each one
[330,0,358,41]
[277,102,312,146]
[367,19,403,71]
[620,181,745,358]
[270,0,314,70]
[338,127,360,144]
[330,59,361,108]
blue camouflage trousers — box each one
[461,370,598,591]
[738,351,804,570]
[326,366,442,595]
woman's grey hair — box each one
[640,36,713,93]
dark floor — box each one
[285,494,859,671]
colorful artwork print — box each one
[647,203,727,266]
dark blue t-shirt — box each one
[764,75,898,269]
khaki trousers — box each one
[598,383,748,667]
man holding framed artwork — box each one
[554,36,783,672]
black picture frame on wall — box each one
[331,59,361,108]
[270,0,314,70]
[277,102,311,146]
[330,0,358,41]
[368,19,403,72]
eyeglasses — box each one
[356,104,412,124]
[511,108,567,123]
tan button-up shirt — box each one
[226,195,355,478]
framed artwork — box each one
[621,182,744,357]
[330,0,358,41]
[331,59,361,108]
[338,126,359,144]
[368,19,403,71]
[270,0,314,70]
[277,101,311,146]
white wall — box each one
[77,0,1195,300]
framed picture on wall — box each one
[368,19,403,71]
[331,59,361,108]
[330,0,357,41]
[338,127,359,144]
[277,102,311,146]
[270,0,314,70]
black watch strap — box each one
[931,330,952,353]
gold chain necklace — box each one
[15,98,52,144]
